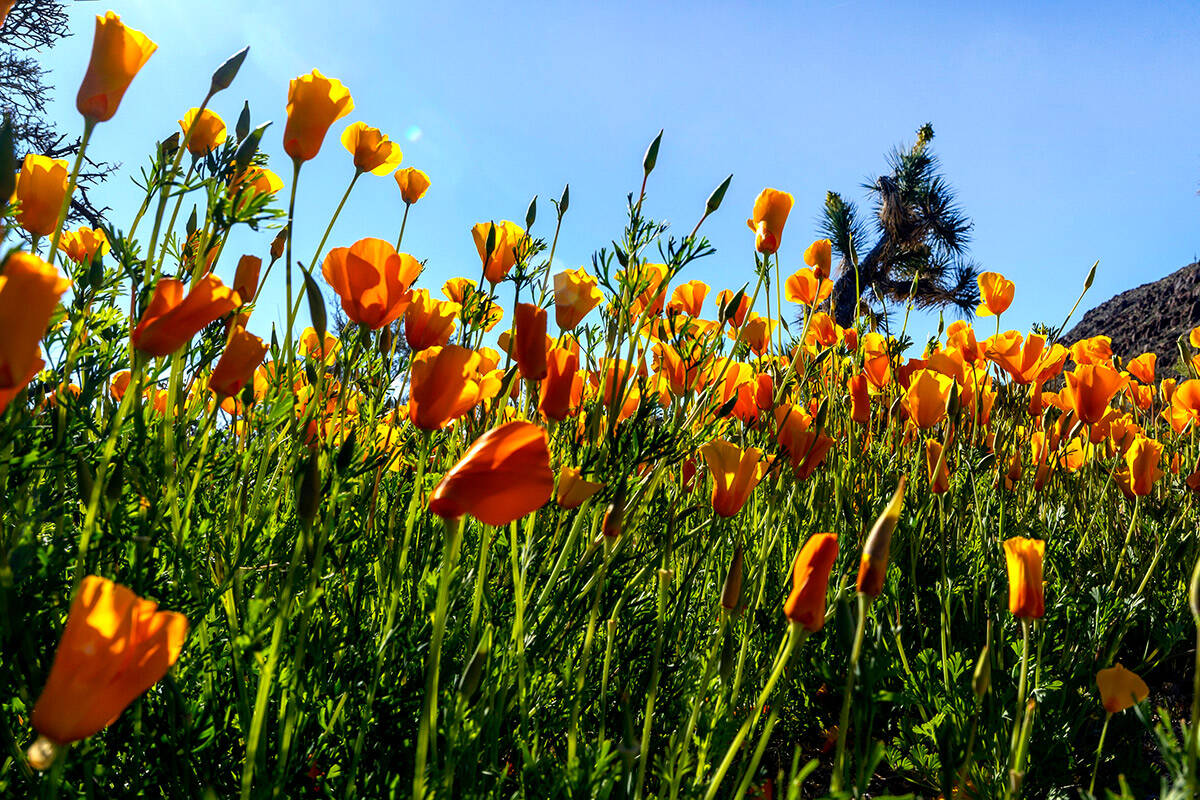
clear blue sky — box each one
[35,1,1200,346]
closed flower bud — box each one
[972,644,991,697]
[458,631,491,703]
[856,477,905,598]
[297,457,321,524]
[603,485,626,539]
[720,544,743,611]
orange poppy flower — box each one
[901,369,954,429]
[408,345,482,430]
[539,347,583,421]
[1115,435,1163,497]
[28,576,187,758]
[1126,353,1156,385]
[733,312,776,355]
[299,327,340,361]
[395,167,431,204]
[746,188,793,255]
[131,275,239,357]
[283,69,354,163]
[1062,363,1126,425]
[803,239,833,280]
[848,373,871,425]
[708,290,745,329]
[785,267,832,307]
[0,354,44,415]
[340,121,403,175]
[232,255,262,302]
[57,226,110,264]
[1166,380,1200,434]
[985,332,1066,385]
[429,420,553,526]
[0,253,69,389]
[229,166,284,212]
[209,329,268,398]
[783,533,839,631]
[404,289,460,352]
[472,220,525,283]
[1002,537,1045,619]
[514,302,549,380]
[556,466,604,509]
[700,439,765,517]
[14,155,69,237]
[75,12,157,123]
[975,271,1015,317]
[667,280,709,317]
[1069,335,1114,368]
[178,108,226,156]
[856,479,905,598]
[322,237,419,330]
[1096,664,1149,714]
[775,405,834,481]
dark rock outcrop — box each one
[1063,261,1200,375]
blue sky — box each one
[34,1,1200,346]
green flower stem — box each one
[45,118,96,267]
[704,622,803,800]
[1088,712,1112,795]
[413,514,464,800]
[831,592,869,793]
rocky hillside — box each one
[1063,260,1200,376]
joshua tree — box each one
[824,123,980,328]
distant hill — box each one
[1062,261,1200,376]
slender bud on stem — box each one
[210,46,249,94]
[856,477,906,597]
[720,544,743,611]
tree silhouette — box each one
[1,0,114,227]
[823,124,980,328]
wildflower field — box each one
[5,9,1200,800]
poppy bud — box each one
[856,477,905,597]
[75,456,95,505]
[643,129,663,175]
[719,630,736,683]
[558,184,570,217]
[705,174,732,217]
[335,430,357,474]
[235,101,251,141]
[210,46,248,94]
[458,630,491,704]
[972,644,991,697]
[297,457,321,525]
[270,226,288,263]
[525,195,537,231]
[602,485,626,539]
[720,545,743,611]
[106,458,124,504]
[0,118,15,206]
